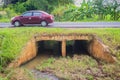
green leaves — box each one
[9,0,74,13]
[52,0,120,21]
[93,0,120,20]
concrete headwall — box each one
[88,37,115,63]
[9,38,37,67]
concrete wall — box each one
[88,38,115,63]
[9,38,37,67]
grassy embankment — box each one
[0,28,120,80]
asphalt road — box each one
[0,22,120,28]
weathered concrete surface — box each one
[88,38,115,63]
[35,33,92,41]
[9,38,37,67]
[62,40,66,57]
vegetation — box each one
[1,0,73,13]
[0,27,120,79]
[0,0,120,80]
[0,6,18,22]
[36,55,120,80]
[0,0,73,22]
[0,0,120,22]
[53,0,120,21]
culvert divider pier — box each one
[9,33,116,68]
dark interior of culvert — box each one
[37,40,90,57]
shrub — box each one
[13,2,26,13]
[52,0,120,21]
[4,7,18,18]
[52,6,69,21]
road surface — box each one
[0,22,120,28]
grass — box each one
[0,18,10,22]
[76,19,120,22]
[58,19,120,22]
[0,27,120,79]
[36,56,98,79]
[36,55,120,80]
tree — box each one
[25,0,74,13]
[11,0,27,4]
[3,0,10,6]
[93,0,120,20]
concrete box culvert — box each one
[8,34,116,68]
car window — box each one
[33,12,41,16]
[22,12,32,16]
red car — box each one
[11,10,54,27]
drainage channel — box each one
[9,33,115,80]
[21,52,60,80]
[21,40,90,80]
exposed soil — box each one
[9,68,30,80]
[31,69,59,80]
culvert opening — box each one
[37,40,61,57]
[66,40,90,57]
[73,40,90,55]
[37,40,90,57]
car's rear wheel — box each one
[41,21,48,27]
[14,21,21,27]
